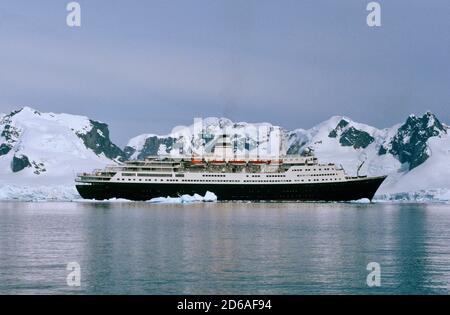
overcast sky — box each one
[0,0,449,145]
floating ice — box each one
[147,191,217,204]
[203,191,218,202]
[349,198,371,204]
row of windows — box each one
[114,177,342,183]
[182,179,240,183]
[243,180,293,183]
[297,173,338,177]
[243,180,289,183]
[121,171,338,179]
[293,178,340,182]
[122,167,176,171]
[80,177,110,181]
[117,178,184,182]
[137,173,172,177]
[292,168,334,172]
[118,178,168,182]
[122,173,172,177]
[203,174,226,177]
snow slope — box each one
[0,107,122,199]
[379,135,450,194]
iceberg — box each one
[349,198,371,204]
[147,191,217,204]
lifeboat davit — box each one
[210,160,226,165]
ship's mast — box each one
[256,130,260,161]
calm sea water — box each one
[1,201,450,295]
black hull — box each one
[76,176,387,202]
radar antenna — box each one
[302,146,314,157]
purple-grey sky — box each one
[0,0,449,145]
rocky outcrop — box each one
[76,120,125,161]
[328,119,375,149]
[11,155,31,173]
[124,136,177,160]
[379,112,446,170]
[0,144,11,156]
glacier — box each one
[374,189,450,203]
[0,184,79,202]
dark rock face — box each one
[0,143,11,156]
[379,112,446,170]
[1,124,21,143]
[329,119,374,149]
[286,132,305,155]
[287,140,307,155]
[339,127,375,149]
[329,119,349,138]
[378,145,387,155]
[125,136,176,160]
[76,120,125,161]
[11,155,31,172]
[123,146,136,159]
[1,114,21,157]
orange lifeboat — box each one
[229,160,246,165]
[191,159,205,165]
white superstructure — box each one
[76,153,351,185]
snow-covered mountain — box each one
[124,117,282,160]
[287,113,449,197]
[125,112,450,199]
[1,106,449,201]
[0,107,124,199]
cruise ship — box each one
[75,135,387,201]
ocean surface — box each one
[1,201,450,295]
